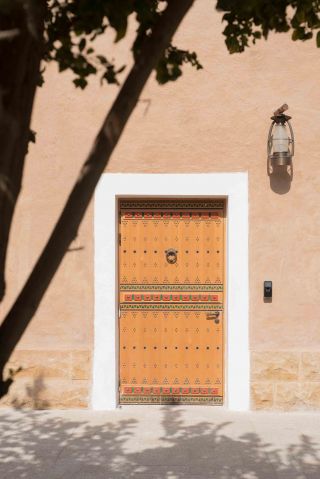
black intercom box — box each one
[264,281,272,299]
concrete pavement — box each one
[0,407,319,478]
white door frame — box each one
[92,173,249,410]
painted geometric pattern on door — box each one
[119,199,225,404]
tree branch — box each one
[0,0,194,396]
[0,2,45,302]
[0,29,20,41]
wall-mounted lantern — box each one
[267,104,294,169]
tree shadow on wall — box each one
[10,375,50,410]
[0,406,319,478]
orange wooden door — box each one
[119,198,225,404]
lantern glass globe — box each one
[273,124,289,153]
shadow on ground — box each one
[0,406,319,478]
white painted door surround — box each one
[93,173,249,410]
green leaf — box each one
[117,65,126,74]
[292,29,301,41]
[79,38,86,51]
[97,54,108,65]
[73,78,88,89]
[115,19,128,43]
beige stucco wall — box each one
[1,1,320,409]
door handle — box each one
[206,311,220,323]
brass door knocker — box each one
[165,248,178,264]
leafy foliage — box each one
[156,46,202,84]
[217,0,320,53]
[2,1,319,87]
[42,0,201,88]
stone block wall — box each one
[0,350,91,409]
[2,349,320,410]
[251,351,320,410]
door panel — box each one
[119,199,225,404]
